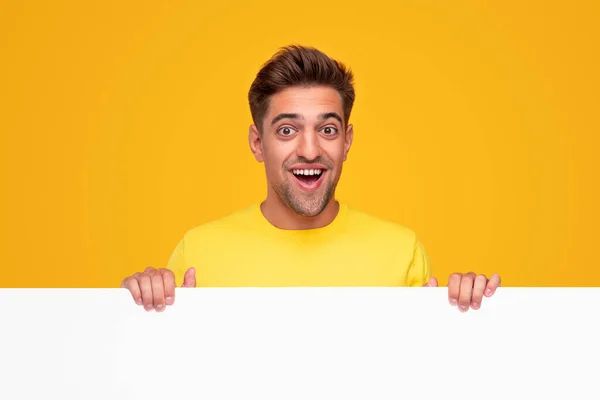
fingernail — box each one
[156,304,164,311]
[144,304,153,311]
[136,298,143,305]
[485,289,493,296]
[472,303,480,309]
[459,305,468,311]
[166,296,174,305]
[450,299,457,306]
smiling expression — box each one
[249,85,354,217]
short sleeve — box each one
[166,238,187,287]
[406,236,432,287]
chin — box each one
[293,207,323,218]
[288,195,330,217]
[274,180,334,217]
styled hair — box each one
[248,45,355,132]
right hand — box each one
[120,266,196,312]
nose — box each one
[295,129,321,161]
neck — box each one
[260,192,340,230]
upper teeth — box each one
[293,169,322,176]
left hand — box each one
[424,272,501,312]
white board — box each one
[0,288,599,399]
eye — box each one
[321,126,338,135]
[278,126,297,136]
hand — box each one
[424,272,501,312]
[120,267,196,312]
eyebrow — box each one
[270,112,343,126]
[271,113,302,126]
[319,112,343,124]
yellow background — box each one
[1,1,598,288]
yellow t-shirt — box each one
[167,202,432,287]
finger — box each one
[160,269,176,306]
[447,273,462,306]
[485,274,501,297]
[458,274,475,312]
[471,275,488,310]
[138,274,154,311]
[151,272,166,312]
[122,275,143,306]
[182,267,196,288]
[424,277,438,287]
[144,266,156,273]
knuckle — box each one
[461,278,473,288]
[126,280,138,290]
[140,285,152,299]
[449,273,462,283]
[151,274,164,286]
[162,269,175,279]
[141,285,152,297]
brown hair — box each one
[248,45,355,133]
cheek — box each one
[263,145,290,178]
[322,140,346,163]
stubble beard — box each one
[273,174,337,217]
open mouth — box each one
[291,168,325,190]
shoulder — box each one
[181,204,260,243]
[343,203,419,247]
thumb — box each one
[424,277,438,287]
[181,267,196,288]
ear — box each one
[343,123,354,161]
[248,124,264,162]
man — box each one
[121,45,501,313]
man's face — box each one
[249,86,353,217]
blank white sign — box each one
[0,288,599,399]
